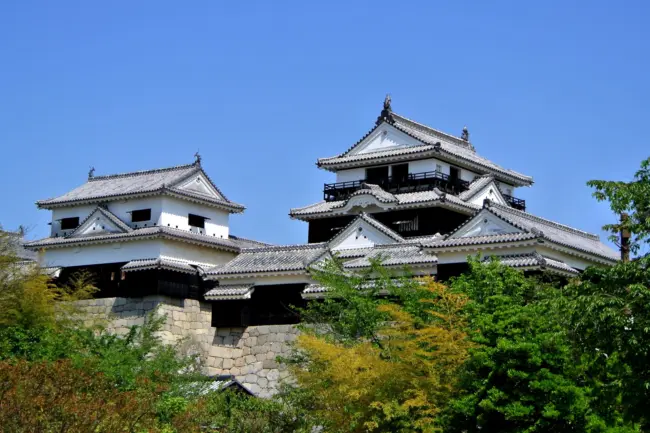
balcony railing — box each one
[323,171,470,202]
[502,194,526,211]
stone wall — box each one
[74,295,297,397]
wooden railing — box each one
[323,171,470,202]
[502,194,526,211]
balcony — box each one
[503,194,526,211]
[323,171,470,202]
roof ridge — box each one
[240,242,328,253]
[89,162,197,182]
[488,202,599,240]
[391,112,475,151]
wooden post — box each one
[620,213,630,262]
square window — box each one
[60,217,79,230]
[131,209,151,222]
[188,213,207,228]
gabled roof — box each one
[25,225,242,253]
[204,284,255,300]
[343,244,438,269]
[205,243,329,278]
[328,212,405,248]
[68,206,133,238]
[426,200,618,262]
[290,188,479,220]
[486,252,579,276]
[121,258,202,274]
[317,109,533,186]
[36,162,245,213]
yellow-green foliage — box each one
[292,278,472,433]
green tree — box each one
[558,156,650,430]
[443,259,600,433]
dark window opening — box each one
[449,166,460,182]
[188,213,207,228]
[131,209,151,222]
[391,163,409,182]
[394,215,419,233]
[60,217,79,230]
[211,284,307,327]
[365,166,389,184]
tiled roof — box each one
[458,175,497,201]
[343,244,438,269]
[228,235,273,249]
[25,226,241,252]
[290,188,479,218]
[486,252,579,275]
[427,232,539,248]
[204,285,255,300]
[121,258,201,274]
[425,201,618,262]
[36,162,244,212]
[205,243,329,277]
[485,202,619,261]
[317,112,533,186]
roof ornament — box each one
[88,166,95,179]
[376,94,395,126]
[194,151,202,166]
[461,126,470,142]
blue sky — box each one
[1,1,648,246]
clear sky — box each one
[1,1,648,246]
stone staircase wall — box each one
[73,295,297,397]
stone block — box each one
[263,359,278,369]
[245,337,258,347]
[257,326,270,335]
[248,327,259,337]
[245,355,256,364]
[258,369,268,378]
[252,361,263,373]
[257,377,268,387]
[223,358,234,369]
[246,383,261,395]
[245,374,258,383]
[255,353,267,362]
[267,369,280,381]
[234,357,245,367]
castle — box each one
[24,97,618,395]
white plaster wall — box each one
[497,181,516,197]
[51,205,97,237]
[160,197,230,238]
[536,246,606,270]
[40,239,163,267]
[468,184,507,207]
[354,124,422,155]
[332,220,396,250]
[160,240,236,267]
[108,197,164,229]
[336,167,366,183]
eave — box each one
[36,188,245,213]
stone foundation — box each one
[74,295,297,397]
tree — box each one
[587,156,650,256]
[289,259,472,433]
[443,259,599,433]
[558,156,650,430]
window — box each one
[365,166,389,184]
[449,166,460,181]
[188,213,207,228]
[394,215,419,233]
[60,217,79,230]
[391,164,409,182]
[131,209,151,222]
[435,164,443,173]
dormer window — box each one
[188,213,208,229]
[60,217,79,230]
[130,209,151,223]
